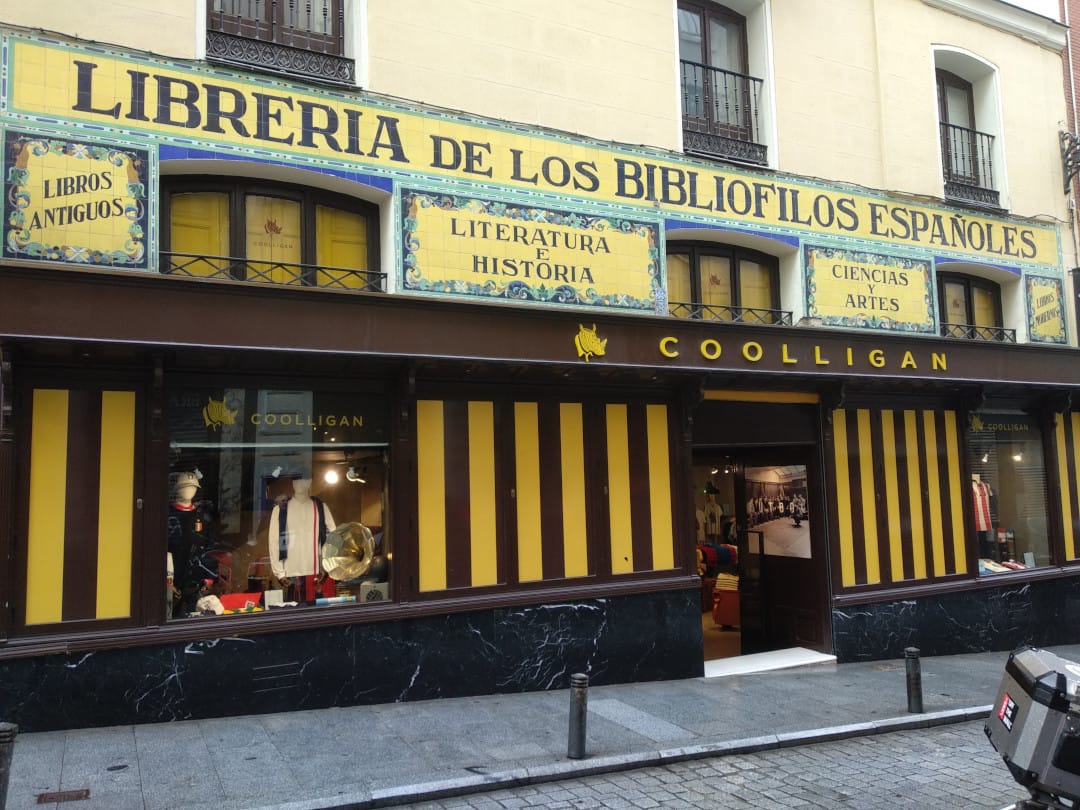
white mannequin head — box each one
[292,478,312,501]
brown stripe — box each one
[442,399,471,589]
[844,409,867,585]
[63,389,102,621]
[868,408,892,585]
[914,411,936,577]
[626,403,653,572]
[893,411,915,582]
[584,401,609,576]
[499,401,520,585]
[935,410,957,575]
[1065,415,1080,547]
[538,402,565,581]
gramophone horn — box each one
[321,522,376,581]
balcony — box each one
[669,301,791,325]
[940,323,1015,343]
[162,253,385,292]
[680,60,766,166]
[939,123,1000,209]
[206,0,354,86]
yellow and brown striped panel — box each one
[1053,412,1080,561]
[606,402,675,575]
[25,388,137,625]
[416,399,676,592]
[831,407,966,588]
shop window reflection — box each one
[167,387,390,619]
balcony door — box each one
[937,70,980,186]
[678,2,750,139]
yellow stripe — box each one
[905,410,927,579]
[856,409,880,584]
[514,402,543,582]
[468,401,498,587]
[1063,414,1078,560]
[832,410,856,587]
[943,411,967,575]
[416,400,447,592]
[880,410,903,583]
[96,391,135,619]
[26,389,69,625]
[607,404,633,574]
[923,411,946,577]
[646,404,674,570]
[560,403,589,578]
[704,390,820,403]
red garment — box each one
[972,479,993,532]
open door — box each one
[696,447,829,660]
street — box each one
[398,720,1029,809]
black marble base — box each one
[833,574,1080,662]
[0,588,703,732]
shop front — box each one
[2,28,1080,732]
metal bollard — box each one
[0,722,18,810]
[567,673,589,759]
[905,647,924,714]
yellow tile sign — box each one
[805,245,934,332]
[1027,276,1067,343]
[402,189,659,309]
[3,32,1061,270]
[3,129,148,267]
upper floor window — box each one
[933,52,1002,210]
[666,242,787,324]
[678,2,766,166]
[206,0,355,86]
[938,272,1013,342]
[162,177,382,292]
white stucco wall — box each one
[365,0,682,151]
[770,0,1069,227]
[6,0,197,58]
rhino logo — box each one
[574,323,607,363]
[202,397,238,430]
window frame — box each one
[164,375,394,623]
[937,271,1003,334]
[207,0,344,55]
[666,241,780,316]
[936,69,981,186]
[678,1,753,141]
[161,176,381,286]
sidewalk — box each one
[10,644,1078,810]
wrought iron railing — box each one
[680,60,766,165]
[940,322,1015,343]
[162,253,385,292]
[206,0,355,86]
[939,123,999,208]
[669,301,792,326]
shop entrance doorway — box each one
[695,447,829,661]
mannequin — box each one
[269,477,337,602]
[972,473,995,557]
[167,471,216,616]
[703,483,723,541]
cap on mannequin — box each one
[174,471,201,505]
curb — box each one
[263,704,993,810]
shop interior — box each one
[694,459,740,662]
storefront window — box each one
[967,410,1049,574]
[167,386,390,619]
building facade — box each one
[1,0,1078,731]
